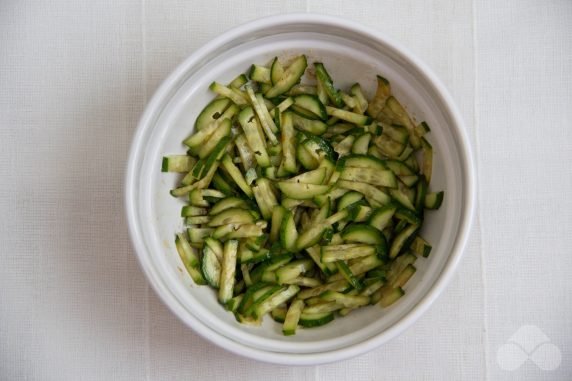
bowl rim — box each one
[125,13,476,365]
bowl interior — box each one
[129,19,470,358]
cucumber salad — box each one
[162,55,444,335]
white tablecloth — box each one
[1,1,570,380]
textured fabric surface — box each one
[0,0,570,380]
[476,1,572,379]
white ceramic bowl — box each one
[125,14,475,365]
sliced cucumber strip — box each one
[411,235,432,257]
[424,191,444,209]
[340,167,397,188]
[341,224,385,245]
[282,299,304,335]
[285,167,327,185]
[326,106,372,126]
[194,98,231,131]
[299,311,335,328]
[238,107,270,168]
[162,155,195,173]
[337,191,364,211]
[207,208,255,227]
[367,75,391,118]
[320,291,369,308]
[249,64,271,84]
[335,260,363,290]
[293,94,327,120]
[389,223,419,258]
[292,113,328,135]
[338,180,391,207]
[280,210,298,252]
[280,111,297,173]
[201,245,221,288]
[314,62,343,107]
[229,74,248,89]
[378,286,405,307]
[270,57,284,85]
[218,240,238,303]
[209,82,248,105]
[321,244,376,263]
[351,133,371,155]
[350,83,368,114]
[221,154,253,197]
[265,55,307,98]
[276,182,331,200]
